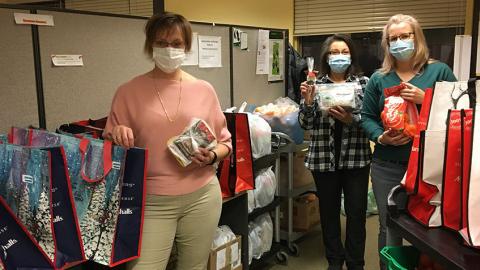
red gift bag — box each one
[441,110,463,230]
[402,88,433,194]
[217,113,255,198]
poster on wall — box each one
[256,29,269,74]
[268,31,284,82]
[198,35,222,68]
[183,32,199,66]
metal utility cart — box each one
[274,133,316,257]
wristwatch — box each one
[207,150,218,165]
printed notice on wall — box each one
[256,29,269,74]
[51,55,84,67]
[14,13,54,26]
[198,35,222,68]
[268,31,285,82]
[183,32,199,66]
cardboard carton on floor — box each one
[208,235,242,270]
[280,193,320,231]
[279,149,314,188]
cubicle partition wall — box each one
[0,8,39,133]
[232,27,287,108]
[0,4,288,133]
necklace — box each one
[152,73,182,123]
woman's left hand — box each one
[329,106,353,124]
[191,147,215,167]
[400,82,425,104]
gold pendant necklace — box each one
[152,74,182,123]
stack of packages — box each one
[0,124,147,269]
[396,80,480,248]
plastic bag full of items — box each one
[248,213,273,262]
[247,167,277,213]
[167,118,217,167]
[247,113,272,159]
[315,82,359,112]
[211,225,237,249]
[254,97,304,144]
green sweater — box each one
[360,61,457,162]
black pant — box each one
[312,166,370,270]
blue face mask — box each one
[389,39,415,60]
[328,54,351,73]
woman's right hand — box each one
[378,129,411,146]
[111,125,134,148]
[300,81,316,106]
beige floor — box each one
[265,215,380,270]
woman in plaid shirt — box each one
[299,34,372,270]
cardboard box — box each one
[280,193,320,231]
[208,235,242,270]
[279,150,314,188]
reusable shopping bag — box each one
[402,88,433,195]
[0,143,84,269]
[0,197,56,269]
[217,113,255,198]
[460,104,480,247]
[9,127,129,266]
[407,81,476,227]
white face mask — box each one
[152,47,185,73]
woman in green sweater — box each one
[360,14,456,270]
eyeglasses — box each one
[329,51,350,56]
[154,40,185,49]
[387,32,414,43]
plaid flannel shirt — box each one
[299,75,372,172]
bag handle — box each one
[79,138,113,183]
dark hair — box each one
[144,12,192,57]
[318,34,361,77]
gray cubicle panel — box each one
[182,23,231,109]
[0,8,39,133]
[37,11,152,130]
[232,27,286,108]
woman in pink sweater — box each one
[103,12,232,270]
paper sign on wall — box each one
[14,13,54,26]
[199,35,222,68]
[256,29,269,74]
[51,55,84,67]
[183,32,199,66]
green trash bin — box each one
[380,246,420,270]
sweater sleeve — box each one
[204,81,232,151]
[360,73,385,142]
[103,86,131,140]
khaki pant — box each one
[127,178,222,270]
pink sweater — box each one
[104,72,232,195]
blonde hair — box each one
[380,14,430,74]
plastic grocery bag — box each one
[211,225,236,249]
[247,113,271,159]
[248,213,273,260]
[253,168,276,209]
[255,97,304,144]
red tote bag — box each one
[217,113,255,198]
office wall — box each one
[165,0,294,44]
